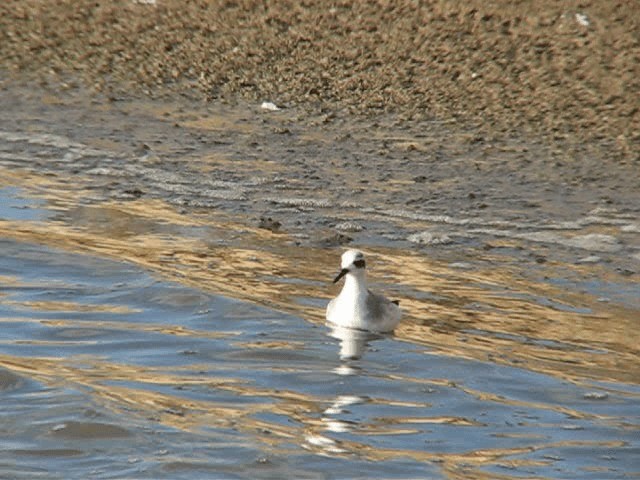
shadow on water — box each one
[0,89,639,479]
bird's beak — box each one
[332,268,349,284]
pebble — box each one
[621,224,640,233]
[317,232,353,247]
[449,262,473,269]
[260,101,280,111]
[258,216,282,232]
[566,234,622,253]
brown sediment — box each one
[1,0,638,157]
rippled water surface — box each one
[2,237,638,479]
[0,86,639,479]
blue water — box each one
[0,186,48,222]
[1,238,638,479]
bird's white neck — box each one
[341,272,368,297]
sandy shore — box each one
[1,1,638,157]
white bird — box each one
[326,249,402,333]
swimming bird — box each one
[326,249,402,333]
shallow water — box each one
[0,85,639,479]
[2,238,638,479]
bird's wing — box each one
[366,290,401,322]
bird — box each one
[326,249,402,333]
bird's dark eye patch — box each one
[353,259,366,269]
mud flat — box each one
[1,1,639,154]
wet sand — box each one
[1,0,639,157]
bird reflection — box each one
[327,324,384,361]
[301,325,386,455]
[305,392,371,453]
[322,394,368,434]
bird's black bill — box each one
[333,268,349,284]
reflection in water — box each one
[312,326,379,454]
[327,324,384,361]
[2,191,637,385]
[309,393,370,454]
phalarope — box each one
[326,249,402,333]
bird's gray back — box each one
[366,290,400,322]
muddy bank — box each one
[1,0,639,157]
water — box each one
[0,85,639,479]
[1,237,638,479]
